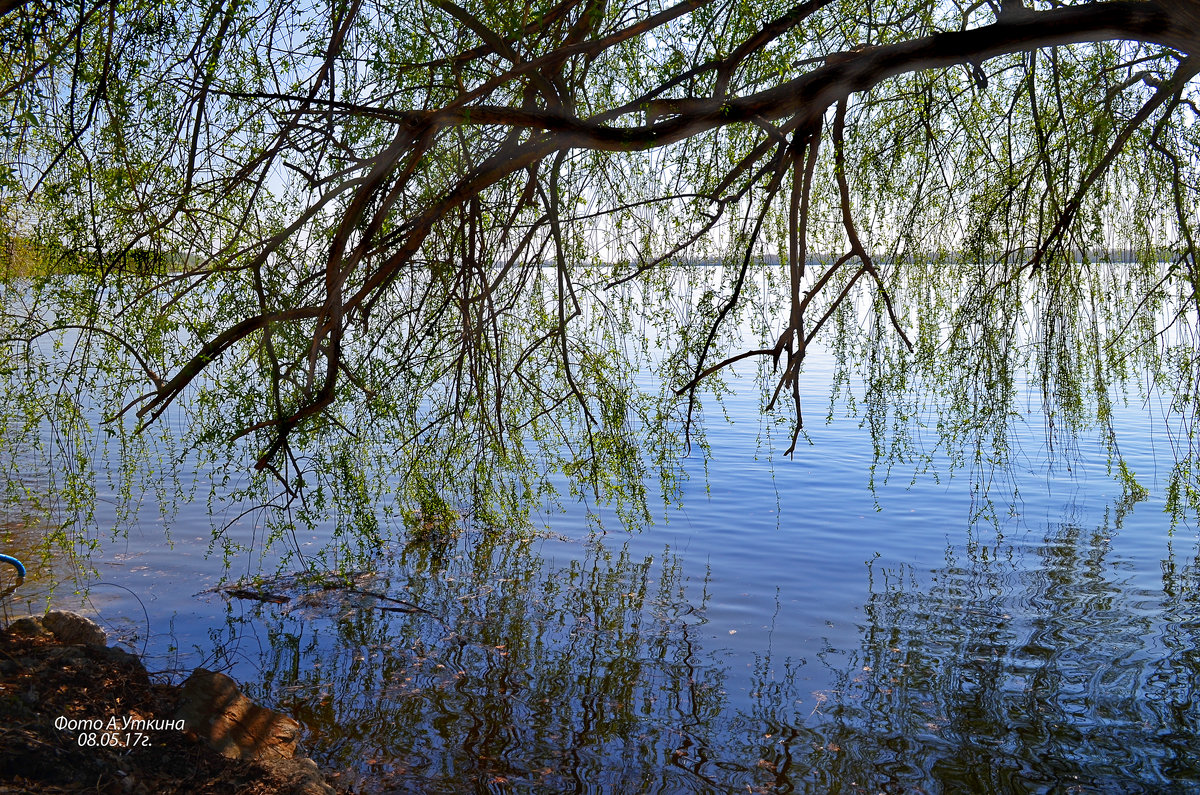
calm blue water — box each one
[3,341,1199,793]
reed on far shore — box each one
[1,228,172,280]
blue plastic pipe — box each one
[0,554,25,578]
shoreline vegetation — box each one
[0,227,1175,282]
[0,232,178,280]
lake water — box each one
[2,337,1199,793]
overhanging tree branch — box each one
[5,0,1200,486]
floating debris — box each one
[222,588,290,604]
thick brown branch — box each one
[347,1,1200,153]
[132,306,322,427]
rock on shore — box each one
[0,612,343,794]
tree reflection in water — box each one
[209,531,733,792]
[197,501,1200,794]
[837,503,1200,794]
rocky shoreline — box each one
[0,611,345,794]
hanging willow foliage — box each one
[2,0,1200,552]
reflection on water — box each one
[181,500,1200,794]
[838,508,1200,793]
[214,532,731,793]
[3,291,1199,790]
[5,374,1200,792]
[0,511,83,624]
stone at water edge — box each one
[4,616,54,638]
[41,610,108,646]
[174,668,303,761]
